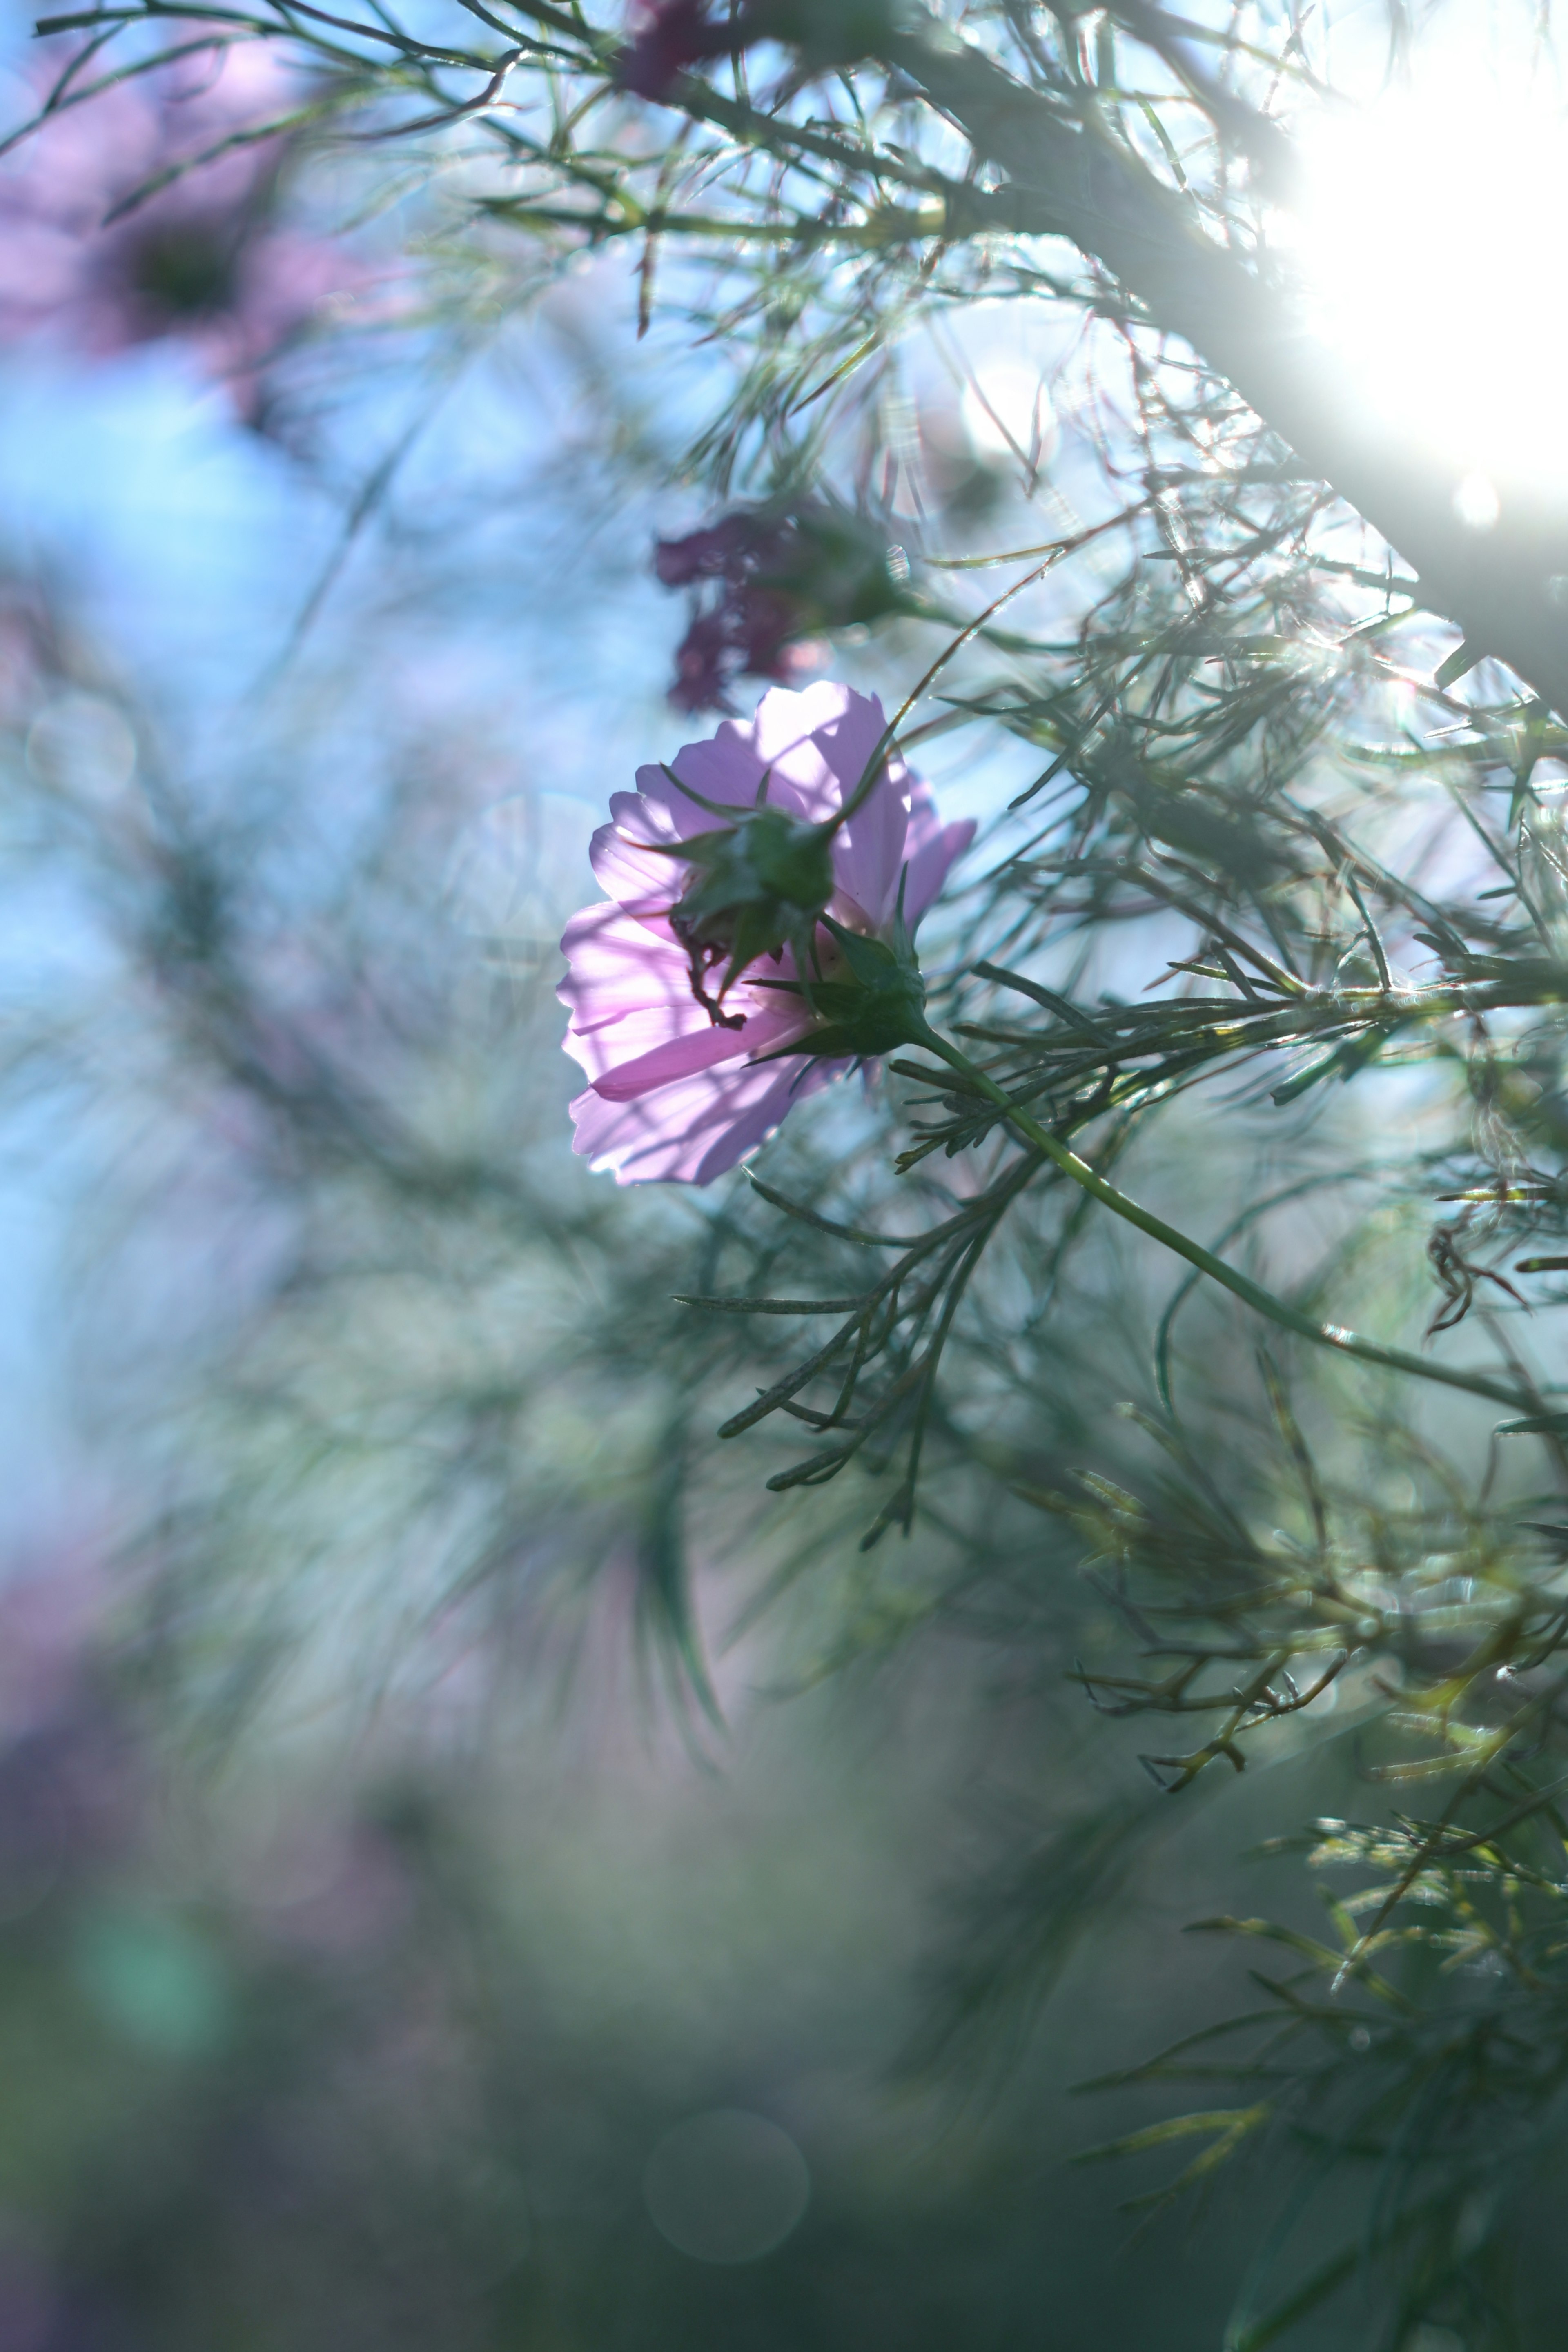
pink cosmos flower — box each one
[559,681,975,1184]
[0,46,374,420]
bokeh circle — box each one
[642,2109,810,2265]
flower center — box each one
[127,221,243,321]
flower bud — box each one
[754,895,931,1062]
[668,806,837,1023]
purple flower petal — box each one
[589,1011,806,1103]
[750,683,914,919]
[558,904,703,1036]
[588,819,682,925]
[904,784,978,925]
[570,1056,837,1185]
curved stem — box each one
[914,1026,1533,1416]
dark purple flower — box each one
[618,0,892,100]
[653,515,753,588]
[619,1,733,102]
[669,609,735,712]
[655,503,915,711]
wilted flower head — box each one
[0,47,367,419]
[619,0,732,99]
[619,0,894,102]
[558,682,974,1184]
[655,501,920,711]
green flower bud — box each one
[754,890,932,1062]
[669,805,837,1025]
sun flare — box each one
[1292,71,1568,496]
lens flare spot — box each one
[643,2109,809,2264]
[960,364,1058,470]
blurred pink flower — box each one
[558,681,974,1184]
[0,45,367,417]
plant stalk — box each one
[915,1026,1532,1414]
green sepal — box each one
[666,802,837,1012]
[753,875,931,1061]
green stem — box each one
[828,514,1132,837]
[915,1027,1532,1416]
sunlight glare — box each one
[960,363,1058,470]
[1293,72,1568,493]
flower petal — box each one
[638,728,771,834]
[557,904,704,1036]
[564,997,713,1087]
[904,788,977,927]
[752,682,893,820]
[752,682,918,920]
[588,818,681,923]
[588,1002,812,1101]
[569,1054,838,1184]
[834,762,909,929]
